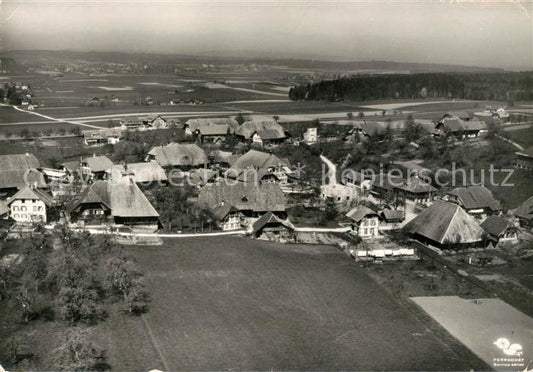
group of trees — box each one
[289,71,533,102]
[1,227,148,369]
[147,185,217,232]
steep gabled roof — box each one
[252,211,294,235]
[109,181,159,218]
[447,186,501,211]
[70,180,158,218]
[515,195,533,221]
[236,120,286,140]
[229,149,289,170]
[403,201,486,245]
[0,153,44,190]
[8,186,53,207]
[480,215,515,237]
[346,205,379,223]
[147,143,207,167]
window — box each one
[14,214,19,219]
[370,228,375,235]
[38,206,43,212]
[13,206,18,211]
[20,206,26,212]
[364,228,368,235]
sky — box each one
[1,0,532,69]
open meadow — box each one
[76,236,488,371]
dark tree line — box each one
[289,71,533,102]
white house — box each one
[8,186,54,224]
[346,205,380,238]
[321,183,359,204]
[303,127,318,144]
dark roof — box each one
[147,143,208,167]
[0,200,9,216]
[480,215,515,237]
[515,196,533,221]
[447,186,501,211]
[381,209,404,221]
[198,181,286,214]
[403,201,486,245]
[346,205,379,223]
[252,211,294,235]
[8,186,53,207]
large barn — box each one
[403,201,488,249]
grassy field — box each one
[82,236,488,371]
[506,127,533,148]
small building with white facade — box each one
[8,186,54,224]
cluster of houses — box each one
[0,109,531,252]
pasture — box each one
[87,237,487,371]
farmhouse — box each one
[445,185,501,219]
[371,174,436,204]
[142,113,168,129]
[345,121,387,141]
[251,211,295,242]
[480,215,518,244]
[198,181,286,231]
[235,120,287,146]
[69,180,159,231]
[436,116,487,138]
[105,161,168,185]
[403,201,488,249]
[346,205,380,238]
[226,150,292,184]
[83,127,124,146]
[0,153,46,197]
[441,111,472,122]
[8,186,54,224]
[184,118,239,136]
[120,114,168,131]
[81,155,114,180]
[514,196,533,229]
[514,147,533,171]
[146,143,208,169]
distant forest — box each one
[288,72,533,102]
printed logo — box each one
[494,338,523,357]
